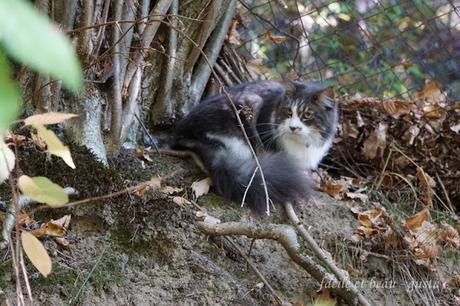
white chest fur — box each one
[279,135,333,170]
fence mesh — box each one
[234,0,460,102]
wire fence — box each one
[234,0,460,102]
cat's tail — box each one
[208,152,311,214]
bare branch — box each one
[185,0,222,72]
[285,203,372,306]
[123,0,173,93]
[198,220,363,305]
[189,0,237,105]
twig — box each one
[241,167,258,208]
[18,247,33,306]
[123,0,173,92]
[224,237,284,305]
[189,0,237,104]
[135,113,160,155]
[435,172,455,214]
[198,221,362,306]
[284,203,372,306]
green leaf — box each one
[0,53,20,130]
[18,175,69,207]
[0,0,82,92]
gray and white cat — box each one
[174,80,338,213]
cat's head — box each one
[274,80,338,147]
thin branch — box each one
[285,202,372,306]
[198,221,361,306]
[123,0,173,93]
[224,237,284,304]
[189,0,237,104]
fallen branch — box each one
[285,202,372,306]
[198,220,364,305]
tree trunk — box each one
[22,0,236,162]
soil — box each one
[1,146,459,306]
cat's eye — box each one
[302,111,313,120]
[283,108,292,117]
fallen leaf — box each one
[382,100,412,119]
[362,122,388,160]
[54,237,70,248]
[23,112,78,126]
[18,175,69,207]
[191,177,211,199]
[21,231,52,277]
[346,192,368,202]
[0,140,15,183]
[45,222,66,237]
[404,208,430,230]
[34,125,75,169]
[51,215,71,229]
[440,223,460,248]
[161,186,183,194]
[172,196,191,207]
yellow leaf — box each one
[21,231,52,277]
[0,140,15,183]
[18,175,69,207]
[24,112,78,126]
[34,124,75,169]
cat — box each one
[173,80,338,214]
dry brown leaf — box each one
[161,186,183,195]
[440,222,460,248]
[404,208,430,230]
[321,180,347,199]
[136,148,153,162]
[362,122,388,160]
[21,231,52,277]
[191,177,211,199]
[382,100,412,119]
[23,112,78,126]
[45,222,66,237]
[51,215,71,229]
[357,208,383,227]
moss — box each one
[199,193,223,209]
[0,260,12,289]
[31,265,77,298]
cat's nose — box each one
[290,126,301,132]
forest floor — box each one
[1,144,459,306]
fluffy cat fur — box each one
[174,80,338,214]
